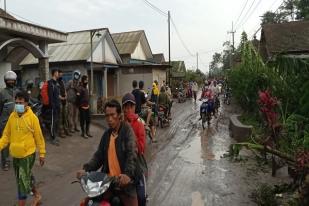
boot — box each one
[86,124,93,138]
[81,127,88,139]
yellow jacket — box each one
[0,107,46,158]
[152,83,159,96]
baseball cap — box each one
[122,93,136,105]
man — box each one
[45,69,61,146]
[0,90,45,206]
[66,70,81,133]
[166,85,173,117]
[131,80,142,114]
[192,81,199,102]
[58,70,71,138]
[78,75,92,138]
[122,93,147,206]
[77,99,138,206]
[0,71,18,171]
[139,81,156,142]
[158,86,170,117]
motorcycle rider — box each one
[122,93,147,206]
[199,85,214,120]
[139,81,156,142]
[0,71,18,171]
[209,80,220,116]
[77,99,138,206]
[158,86,170,118]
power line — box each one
[234,0,250,26]
[238,0,263,29]
[170,17,194,57]
[140,0,167,17]
[235,0,257,29]
[251,0,285,38]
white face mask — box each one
[15,104,25,114]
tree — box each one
[296,0,309,20]
[261,11,288,24]
[209,52,222,73]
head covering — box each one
[122,93,136,105]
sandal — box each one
[31,193,42,206]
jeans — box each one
[79,108,90,134]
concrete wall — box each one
[0,62,12,88]
[119,68,153,96]
[152,68,167,88]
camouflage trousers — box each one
[59,103,69,135]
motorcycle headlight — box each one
[81,179,111,198]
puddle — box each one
[191,191,205,206]
[179,136,203,164]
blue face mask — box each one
[15,104,25,114]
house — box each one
[0,9,67,88]
[151,53,166,64]
[21,28,122,113]
[112,30,169,95]
[168,61,186,89]
[260,20,309,61]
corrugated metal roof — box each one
[21,30,107,65]
[111,31,143,55]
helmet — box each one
[73,70,81,80]
[4,71,17,81]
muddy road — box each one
[147,98,289,206]
[0,97,289,206]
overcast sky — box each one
[4,0,283,73]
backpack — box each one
[40,81,49,106]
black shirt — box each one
[132,89,145,114]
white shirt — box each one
[192,83,198,92]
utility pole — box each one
[168,10,171,85]
[4,0,6,12]
[228,22,236,69]
[228,22,236,53]
[196,52,199,70]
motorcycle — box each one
[158,105,170,128]
[75,172,122,206]
[177,88,186,103]
[200,98,211,129]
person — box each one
[131,80,142,114]
[66,70,81,133]
[192,81,199,102]
[122,93,147,206]
[44,69,61,146]
[58,70,71,138]
[158,86,170,117]
[209,81,220,116]
[0,71,19,171]
[166,85,173,117]
[199,86,214,120]
[77,99,138,206]
[78,75,92,138]
[139,81,156,142]
[150,82,159,115]
[0,90,46,206]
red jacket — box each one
[126,113,146,154]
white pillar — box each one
[104,68,108,98]
[117,69,120,96]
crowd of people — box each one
[0,68,230,206]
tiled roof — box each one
[262,20,309,54]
